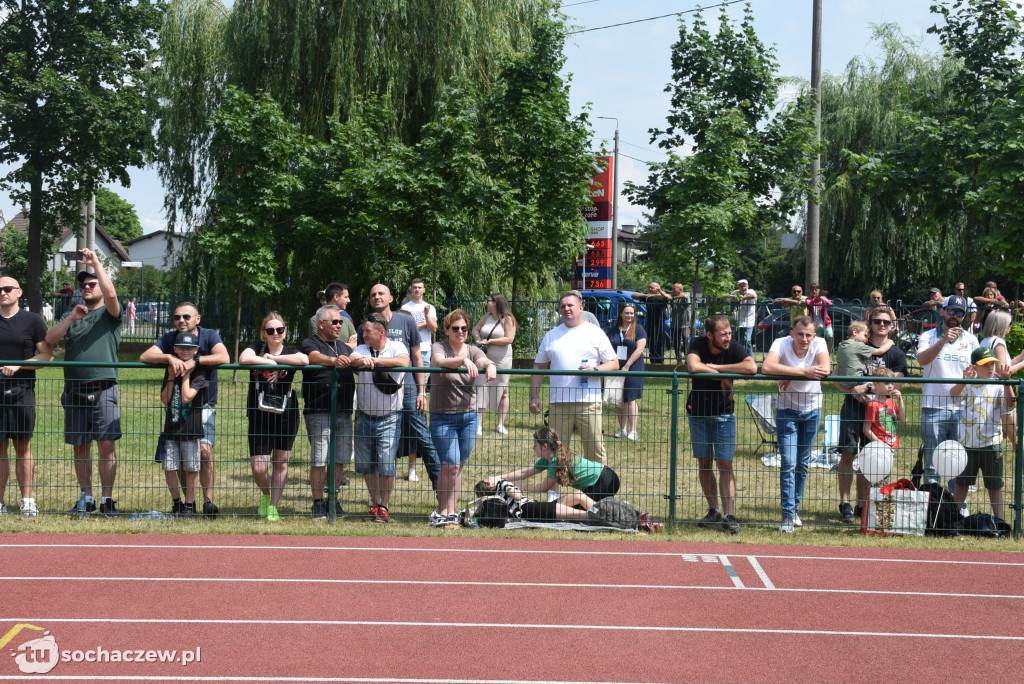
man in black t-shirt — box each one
[0,277,53,517]
[686,314,756,534]
[301,305,355,519]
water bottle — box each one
[129,510,166,521]
[76,489,87,518]
[579,358,589,389]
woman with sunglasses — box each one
[428,309,496,525]
[239,312,309,521]
[472,293,516,435]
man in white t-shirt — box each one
[400,278,437,367]
[761,316,830,533]
[530,291,618,465]
[917,294,978,485]
[726,279,758,354]
[349,313,410,523]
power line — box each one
[563,0,604,6]
[595,137,669,158]
[568,0,749,35]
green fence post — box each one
[1016,378,1023,539]
[327,366,338,523]
[668,371,679,526]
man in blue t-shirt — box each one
[140,301,230,517]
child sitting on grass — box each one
[159,331,211,518]
[473,479,594,525]
[862,367,905,449]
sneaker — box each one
[853,504,863,520]
[839,502,855,523]
[67,499,96,515]
[311,499,328,520]
[496,424,508,435]
[613,429,627,438]
[476,424,482,437]
[0,502,7,514]
[445,513,460,526]
[697,508,725,528]
[778,519,795,534]
[626,431,639,441]
[98,499,119,518]
[333,499,347,519]
[20,500,38,518]
[792,512,803,528]
[428,510,445,526]
[181,502,196,519]
[266,505,280,521]
[171,499,183,518]
[407,470,419,482]
[367,504,380,521]
[203,500,219,519]
[375,505,389,523]
[258,494,270,517]
[721,514,741,534]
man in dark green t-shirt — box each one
[45,249,122,517]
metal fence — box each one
[2,361,1020,537]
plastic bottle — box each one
[76,489,87,518]
[129,511,166,521]
[579,358,589,389]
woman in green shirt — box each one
[486,426,620,501]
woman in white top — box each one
[761,316,831,533]
[472,293,516,435]
[980,309,1024,452]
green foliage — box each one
[114,263,174,299]
[94,188,144,243]
[0,226,29,283]
[626,4,816,289]
[0,0,163,311]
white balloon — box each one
[934,440,968,480]
[859,442,894,485]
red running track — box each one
[2,533,1023,682]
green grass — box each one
[0,361,1020,550]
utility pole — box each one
[805,0,822,288]
[596,116,619,289]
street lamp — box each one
[595,116,620,288]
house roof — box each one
[5,212,130,261]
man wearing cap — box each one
[310,282,356,347]
[0,277,53,517]
[726,279,757,355]
[917,294,978,485]
[45,249,123,517]
[952,282,977,332]
[349,312,410,522]
[301,304,355,519]
[140,301,230,517]
[924,287,945,327]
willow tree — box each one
[819,25,961,297]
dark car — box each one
[579,289,649,334]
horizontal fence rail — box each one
[0,361,1019,538]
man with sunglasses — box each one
[832,305,907,522]
[0,277,53,517]
[301,304,355,518]
[140,301,230,517]
[917,294,978,486]
[952,283,977,332]
[774,285,809,327]
[309,282,356,347]
[45,250,122,517]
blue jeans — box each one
[777,407,821,520]
[354,410,401,476]
[921,407,962,485]
[429,412,478,466]
[738,326,753,355]
[688,414,737,462]
[401,390,440,484]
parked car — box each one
[134,301,172,326]
[579,289,650,334]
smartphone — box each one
[63,250,82,262]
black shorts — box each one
[520,501,560,522]
[838,395,867,453]
[0,387,35,441]
[578,466,620,502]
[956,446,1004,490]
[247,408,299,455]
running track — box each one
[3,533,1023,682]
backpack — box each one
[918,482,963,536]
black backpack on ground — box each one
[919,482,963,536]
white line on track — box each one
[746,556,775,589]
[4,576,1024,599]
[3,617,1023,641]
[718,555,744,588]
[2,542,1023,567]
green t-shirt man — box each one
[63,306,121,382]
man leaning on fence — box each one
[140,301,231,517]
[45,250,122,517]
[686,314,756,534]
[0,277,53,517]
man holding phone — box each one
[45,249,123,517]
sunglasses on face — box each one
[792,291,802,295]
[265,326,285,335]
[947,309,965,318]
[80,281,99,289]
[449,325,468,332]
[870,318,893,326]
[173,314,192,321]
[327,319,343,325]
[0,285,16,294]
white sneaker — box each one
[476,424,482,437]
[792,512,803,527]
[626,431,639,441]
[407,470,419,482]
[614,429,627,438]
[547,490,559,502]
[778,519,795,533]
[0,502,7,514]
[428,510,445,526]
[20,500,38,518]
[496,424,508,435]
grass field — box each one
[0,360,1020,549]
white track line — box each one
[746,556,775,589]
[718,555,744,588]
[3,617,1023,641]
[2,542,1023,567]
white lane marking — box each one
[3,617,1023,641]
[746,556,775,590]
[719,555,744,588]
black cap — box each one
[174,331,200,348]
[76,270,97,285]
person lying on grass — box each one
[483,426,620,503]
[473,478,593,524]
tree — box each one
[625,4,816,290]
[0,226,29,284]
[94,188,144,243]
[0,0,163,312]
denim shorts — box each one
[201,405,215,447]
[354,410,400,476]
[429,411,478,466]
[688,414,736,461]
[163,439,201,473]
